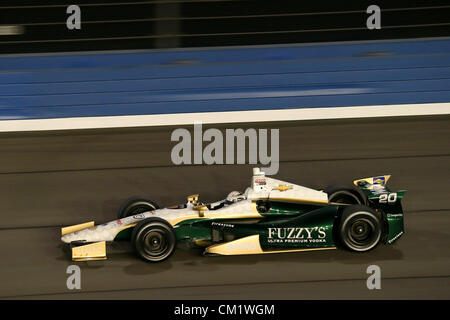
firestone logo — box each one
[267,227,327,243]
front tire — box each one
[338,205,382,252]
[117,197,160,219]
[131,218,176,262]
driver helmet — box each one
[226,191,245,203]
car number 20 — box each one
[379,193,397,204]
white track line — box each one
[0,103,449,132]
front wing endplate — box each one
[72,241,107,261]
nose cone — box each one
[61,221,125,244]
[61,235,70,243]
[61,231,85,243]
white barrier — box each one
[0,102,449,132]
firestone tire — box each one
[325,184,366,205]
[338,205,382,252]
[131,218,176,262]
[117,197,160,219]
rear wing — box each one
[353,175,406,201]
[354,175,406,244]
[353,175,391,188]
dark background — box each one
[1,0,449,54]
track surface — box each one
[0,115,449,299]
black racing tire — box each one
[131,218,176,262]
[325,184,367,205]
[117,197,160,219]
[338,205,382,252]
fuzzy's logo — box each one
[267,227,328,244]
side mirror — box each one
[193,205,208,217]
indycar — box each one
[61,168,406,262]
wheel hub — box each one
[144,231,166,254]
[349,219,372,242]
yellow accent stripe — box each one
[205,234,337,255]
[113,223,138,238]
[328,202,350,206]
[169,212,263,226]
[61,221,94,236]
[268,197,328,205]
[206,235,263,255]
[169,214,207,226]
[260,246,337,255]
[170,202,262,226]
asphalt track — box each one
[0,115,449,299]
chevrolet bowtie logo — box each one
[274,185,292,192]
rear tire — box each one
[118,197,159,219]
[131,218,176,262]
[338,205,382,252]
[325,184,366,205]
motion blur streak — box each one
[1,38,450,127]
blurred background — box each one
[1,0,450,53]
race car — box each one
[61,168,406,262]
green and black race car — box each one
[61,168,406,262]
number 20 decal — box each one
[379,193,397,204]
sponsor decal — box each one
[255,178,266,185]
[211,222,234,228]
[116,219,123,225]
[373,176,385,185]
[388,231,404,244]
[386,213,403,218]
[132,213,145,219]
[267,227,328,244]
[371,185,387,195]
[273,184,293,192]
